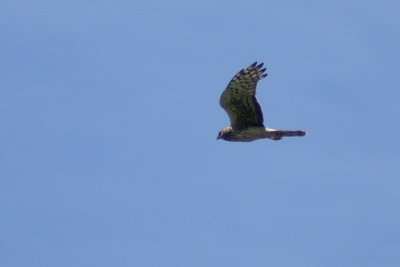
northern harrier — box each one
[217,62,306,142]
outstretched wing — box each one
[220,62,267,130]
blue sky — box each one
[1,0,400,266]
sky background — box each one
[1,0,400,266]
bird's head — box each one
[217,127,232,140]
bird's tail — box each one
[278,130,306,137]
[264,128,306,140]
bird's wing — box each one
[220,62,267,130]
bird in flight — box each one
[218,62,306,142]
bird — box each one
[217,62,306,142]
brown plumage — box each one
[218,62,306,142]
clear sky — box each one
[1,0,400,266]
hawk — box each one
[217,62,306,142]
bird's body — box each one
[218,126,305,142]
[218,62,306,142]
